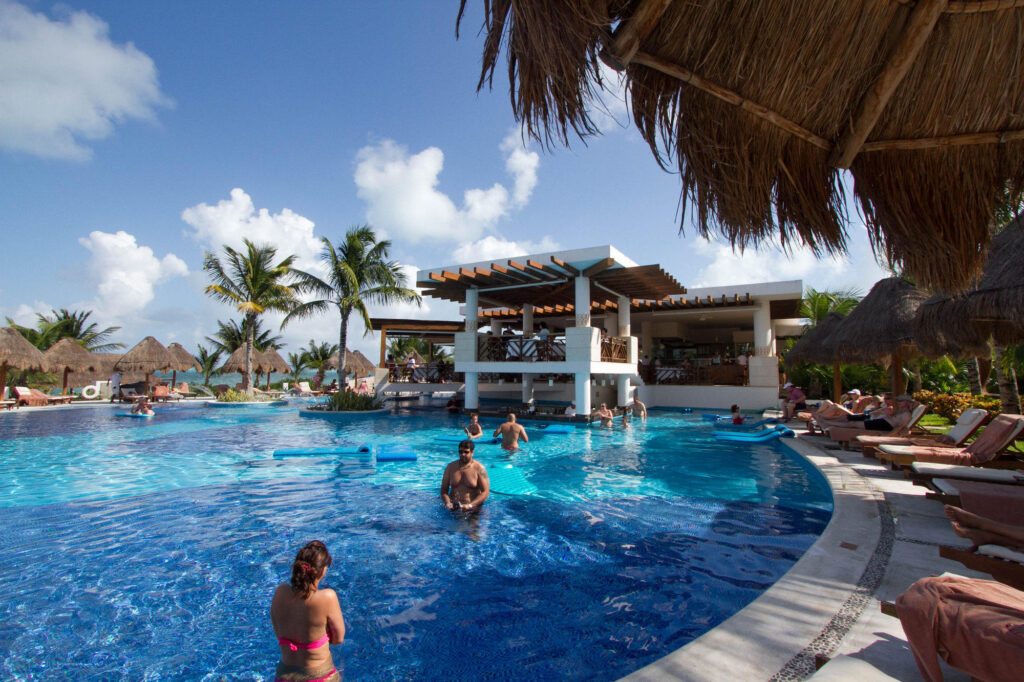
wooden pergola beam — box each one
[582,257,616,278]
[550,255,580,276]
[602,0,673,70]
[829,0,948,169]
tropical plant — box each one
[302,340,338,386]
[6,309,123,351]
[387,337,432,361]
[203,239,299,395]
[797,287,861,329]
[218,387,271,403]
[287,352,309,382]
[283,227,420,386]
[205,318,283,354]
[315,390,383,412]
[195,345,223,386]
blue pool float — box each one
[712,426,794,442]
[701,413,726,421]
[376,446,417,462]
[487,464,538,496]
[714,417,780,430]
[435,435,502,445]
[273,444,370,457]
[537,424,574,434]
[118,412,155,419]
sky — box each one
[0,1,891,362]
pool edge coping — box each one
[621,434,889,681]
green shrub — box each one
[314,390,384,412]
[912,390,1002,422]
[218,388,272,403]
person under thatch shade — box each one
[785,312,847,402]
[325,349,376,379]
[457,1,1024,292]
[113,336,176,395]
[825,277,930,394]
[43,338,99,395]
[0,326,49,398]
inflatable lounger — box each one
[487,464,538,496]
[712,425,794,442]
[536,424,574,434]
[435,435,502,445]
[274,444,370,457]
[714,418,780,430]
[702,413,727,421]
[118,412,155,419]
[376,445,417,462]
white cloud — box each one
[353,133,539,244]
[9,300,52,325]
[450,235,561,264]
[0,1,170,160]
[181,188,324,271]
[78,230,187,322]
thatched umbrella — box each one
[326,349,377,378]
[460,1,1024,291]
[404,350,426,366]
[166,342,201,389]
[915,215,1024,357]
[74,353,144,386]
[43,338,99,395]
[785,312,847,402]
[0,326,48,396]
[220,346,249,376]
[256,349,290,390]
[114,336,175,394]
[826,278,930,394]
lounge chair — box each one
[13,386,71,407]
[856,408,988,458]
[150,384,182,402]
[801,395,880,433]
[294,381,322,396]
[937,545,1024,591]
[176,382,197,398]
[824,403,928,449]
[921,479,1024,521]
[909,462,1024,485]
[877,414,1024,468]
[1,399,16,410]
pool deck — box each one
[626,424,985,682]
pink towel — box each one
[897,575,1024,682]
[955,480,1024,526]
[963,414,1020,463]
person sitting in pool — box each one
[440,439,490,511]
[270,540,345,682]
[730,404,744,425]
[593,403,614,427]
[493,413,528,451]
[463,412,483,439]
[131,396,154,416]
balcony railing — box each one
[600,337,628,362]
[386,362,463,383]
[476,336,567,362]
[638,364,748,386]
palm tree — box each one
[203,239,299,395]
[284,227,421,386]
[302,340,338,387]
[6,309,123,352]
[797,288,861,329]
[195,345,223,386]
[206,318,283,354]
[287,352,309,383]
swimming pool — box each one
[0,402,832,680]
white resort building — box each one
[378,245,803,414]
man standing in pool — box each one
[440,440,490,511]
[463,412,483,440]
[493,413,529,451]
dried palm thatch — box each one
[43,338,99,394]
[828,277,930,364]
[219,347,251,375]
[257,349,291,375]
[166,343,201,372]
[0,326,49,391]
[915,214,1024,356]
[326,349,377,377]
[75,353,145,386]
[459,0,1024,291]
[785,313,846,365]
[115,336,175,393]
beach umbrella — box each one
[826,278,930,395]
[114,336,176,395]
[785,312,847,402]
[166,342,201,389]
[219,346,249,374]
[0,326,49,396]
[256,349,290,389]
[43,338,99,395]
[351,350,376,377]
[915,215,1024,357]
[326,349,377,377]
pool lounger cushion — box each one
[715,417,780,429]
[118,412,155,419]
[712,427,794,442]
[376,446,417,462]
[538,424,574,434]
[274,444,370,457]
[436,435,502,445]
[487,464,538,496]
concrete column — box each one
[522,304,534,336]
[465,288,479,332]
[574,275,591,327]
[464,372,479,410]
[748,301,780,388]
[575,371,591,415]
[617,295,630,337]
[522,374,534,404]
[490,318,501,336]
[617,375,630,407]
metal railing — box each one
[476,336,567,362]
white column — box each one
[465,287,479,332]
[574,275,591,327]
[748,300,779,387]
[522,374,534,404]
[464,372,479,409]
[522,304,534,336]
[617,375,630,407]
[490,318,501,336]
[617,295,630,337]
[575,371,591,415]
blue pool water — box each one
[0,402,832,680]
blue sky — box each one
[0,1,890,360]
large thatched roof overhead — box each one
[786,312,846,365]
[114,336,175,372]
[166,343,201,373]
[827,277,930,363]
[43,338,99,373]
[0,326,48,372]
[915,214,1024,356]
[459,0,1024,291]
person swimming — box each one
[493,413,528,451]
[131,396,154,416]
[270,540,345,682]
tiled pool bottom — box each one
[0,477,828,680]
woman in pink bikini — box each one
[271,541,346,682]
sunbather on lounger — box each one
[945,505,1024,552]
[819,395,912,432]
[896,574,1024,682]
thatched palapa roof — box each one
[326,349,377,377]
[166,343,201,372]
[257,349,291,375]
[785,312,846,365]
[915,214,1024,356]
[459,0,1024,291]
[219,347,252,374]
[0,326,49,373]
[827,277,930,363]
[114,336,176,373]
[43,338,99,373]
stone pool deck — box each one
[626,424,986,682]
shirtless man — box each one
[440,440,490,511]
[593,403,614,427]
[493,413,528,451]
[463,413,483,439]
[631,398,647,419]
